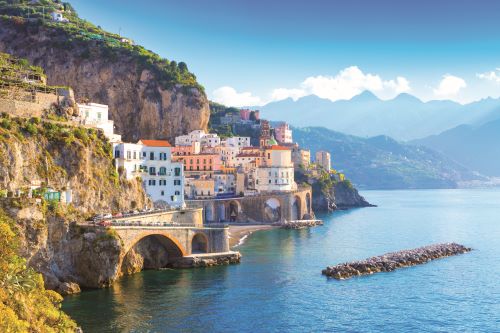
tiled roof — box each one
[139,139,172,147]
[269,145,291,150]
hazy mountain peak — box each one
[391,93,422,103]
[350,90,380,102]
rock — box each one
[58,282,81,295]
[322,243,472,280]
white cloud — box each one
[270,66,411,102]
[477,68,500,83]
[270,88,307,101]
[433,74,467,98]
[212,86,263,107]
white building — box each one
[315,151,331,172]
[113,140,185,207]
[274,122,293,144]
[255,146,296,192]
[214,173,236,194]
[51,11,69,23]
[174,130,221,148]
[224,136,251,148]
[77,103,121,142]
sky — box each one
[70,0,500,106]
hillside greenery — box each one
[0,0,203,93]
[0,208,78,332]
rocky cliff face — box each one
[312,181,373,212]
[0,117,151,292]
[0,21,209,142]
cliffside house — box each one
[315,151,331,172]
[51,11,69,23]
[113,140,185,208]
[77,103,121,142]
[254,145,297,192]
[274,122,293,144]
[175,129,221,148]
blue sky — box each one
[70,0,500,106]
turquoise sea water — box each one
[63,189,500,332]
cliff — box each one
[0,14,209,141]
[0,115,151,291]
[296,168,373,212]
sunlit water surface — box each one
[63,189,500,332]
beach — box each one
[228,225,276,248]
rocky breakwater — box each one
[322,243,471,280]
[171,251,241,268]
[278,220,324,229]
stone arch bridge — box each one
[188,186,313,224]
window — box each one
[275,179,278,184]
[174,167,181,176]
[114,150,120,158]
[97,112,101,120]
[143,152,146,158]
[126,151,131,159]
[150,152,154,160]
[148,179,156,186]
[171,196,175,201]
[161,191,164,196]
[133,151,137,159]
[197,166,200,171]
[174,180,181,186]
[159,167,167,175]
[268,153,270,159]
[149,167,156,175]
[268,171,271,177]
[175,191,180,195]
[269,179,271,184]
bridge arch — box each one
[192,233,209,253]
[119,231,186,274]
[291,195,301,220]
[228,200,241,222]
[264,197,282,222]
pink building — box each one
[274,122,293,144]
[172,153,222,172]
[240,109,251,120]
[172,142,201,156]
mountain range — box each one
[412,119,500,177]
[258,92,500,141]
[292,127,485,189]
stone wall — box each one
[112,208,203,227]
[0,88,74,118]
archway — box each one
[291,196,301,221]
[264,198,281,222]
[192,233,208,254]
[121,234,184,275]
[217,203,226,222]
[229,200,240,222]
[204,203,215,223]
[306,193,311,215]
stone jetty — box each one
[322,243,471,280]
[278,219,324,229]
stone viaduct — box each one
[187,186,313,224]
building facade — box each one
[274,122,293,144]
[113,140,185,207]
[77,103,121,142]
[315,150,331,172]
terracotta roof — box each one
[139,139,172,147]
[269,145,291,150]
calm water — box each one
[63,189,500,332]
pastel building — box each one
[274,122,293,144]
[224,136,251,148]
[175,130,220,148]
[292,147,311,167]
[315,151,331,172]
[172,153,222,173]
[255,146,296,192]
[113,140,184,207]
[77,103,121,142]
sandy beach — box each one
[228,225,277,248]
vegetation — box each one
[0,208,78,332]
[0,0,204,93]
